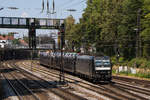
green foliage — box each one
[119,57,125,64]
[12,39,20,45]
[127,58,148,68]
[135,73,150,78]
[141,0,150,58]
[111,56,117,65]
[146,61,150,68]
[23,36,29,44]
[65,0,150,61]
[111,56,127,65]
[116,71,150,79]
[8,32,16,36]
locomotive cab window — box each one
[94,59,111,71]
[95,60,103,66]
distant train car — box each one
[39,51,50,66]
[39,51,112,82]
[63,53,77,73]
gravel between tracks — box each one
[5,61,89,100]
[2,60,150,100]
[18,60,150,100]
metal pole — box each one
[59,23,65,83]
[136,29,139,58]
[0,48,1,68]
[31,49,33,71]
[136,9,141,58]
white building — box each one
[0,40,13,48]
[0,36,14,48]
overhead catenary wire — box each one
[47,0,50,13]
[62,0,87,9]
[41,0,44,13]
[57,0,76,9]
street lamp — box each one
[66,9,76,15]
[134,9,142,58]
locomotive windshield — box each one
[94,57,111,70]
[95,61,103,66]
[95,60,110,66]
[103,60,111,66]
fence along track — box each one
[6,61,88,100]
[18,60,145,100]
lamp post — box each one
[134,9,142,58]
[59,23,65,83]
[66,9,76,15]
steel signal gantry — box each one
[0,17,65,49]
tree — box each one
[141,0,150,58]
[23,36,29,44]
[65,0,149,60]
[118,0,143,59]
[12,39,20,45]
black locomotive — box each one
[39,51,112,82]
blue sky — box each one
[0,0,87,38]
[0,0,86,21]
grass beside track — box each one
[112,66,150,81]
[112,72,150,81]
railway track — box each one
[113,75,150,88]
[19,62,126,100]
[17,60,150,100]
[1,74,22,100]
[1,64,40,100]
[3,61,89,100]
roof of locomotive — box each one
[95,56,110,60]
[77,55,94,60]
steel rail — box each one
[23,61,150,100]
[7,61,88,100]
[4,62,40,100]
[1,74,23,100]
[19,61,139,100]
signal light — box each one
[60,29,64,33]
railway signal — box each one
[29,22,36,49]
[60,23,65,49]
[59,23,66,83]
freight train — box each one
[39,51,112,82]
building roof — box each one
[19,39,28,46]
[0,35,14,40]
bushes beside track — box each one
[127,58,150,68]
[111,57,150,69]
[112,57,150,79]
